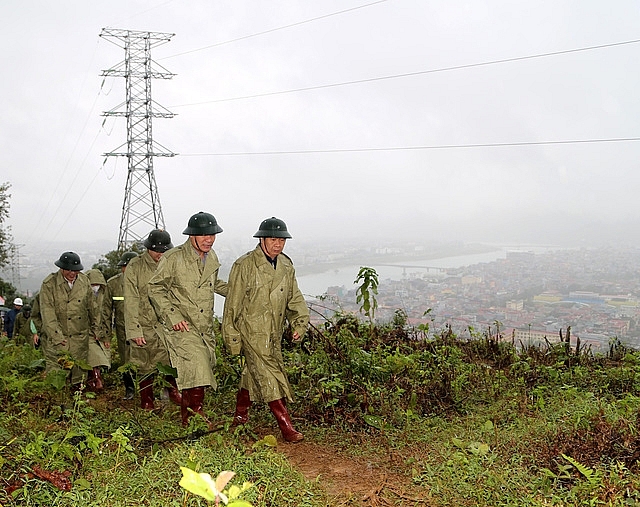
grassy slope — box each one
[1,326,640,506]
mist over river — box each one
[296,245,562,298]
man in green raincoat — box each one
[106,251,138,400]
[85,268,111,392]
[125,230,181,410]
[39,252,98,388]
[148,211,228,427]
[13,303,32,346]
[222,217,309,442]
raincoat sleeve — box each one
[31,294,42,334]
[124,263,144,340]
[100,289,112,342]
[221,261,244,355]
[40,276,65,345]
[147,255,185,329]
[214,278,228,297]
[102,282,114,334]
[83,281,99,340]
[286,274,309,338]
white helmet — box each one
[13,297,23,306]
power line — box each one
[24,39,103,245]
[160,0,388,60]
[38,128,104,239]
[179,137,640,156]
[50,167,103,242]
[171,38,640,108]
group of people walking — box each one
[10,212,310,443]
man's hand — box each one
[173,321,190,332]
[33,334,39,346]
[292,331,301,342]
[132,336,146,346]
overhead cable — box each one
[179,137,640,156]
[171,39,640,107]
[160,0,388,60]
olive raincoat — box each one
[86,269,111,369]
[39,271,97,384]
[13,310,31,346]
[148,240,228,390]
[124,251,171,375]
[222,245,309,403]
[30,293,45,348]
[106,272,128,364]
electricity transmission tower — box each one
[100,28,177,251]
[4,243,22,292]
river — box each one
[296,245,563,297]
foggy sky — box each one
[2,0,640,254]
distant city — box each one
[300,245,640,353]
[4,240,640,353]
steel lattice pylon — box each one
[100,28,177,251]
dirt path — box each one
[278,440,429,506]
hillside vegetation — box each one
[1,309,640,506]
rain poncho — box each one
[148,240,228,390]
[85,269,111,369]
[222,245,309,403]
[39,271,97,384]
[106,272,128,364]
[124,251,171,375]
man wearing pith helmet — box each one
[39,251,98,389]
[148,212,228,427]
[222,217,310,442]
[124,230,181,410]
[106,251,138,400]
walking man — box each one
[3,297,23,338]
[222,217,309,442]
[106,251,138,399]
[148,211,228,427]
[39,252,98,389]
[124,230,181,410]
[85,268,111,392]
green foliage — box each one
[3,294,640,505]
[0,182,12,269]
[354,266,378,323]
[92,243,144,281]
[0,278,17,304]
[179,467,253,506]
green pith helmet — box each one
[85,268,106,286]
[22,304,32,313]
[143,229,173,253]
[183,211,223,236]
[117,251,138,267]
[253,217,292,239]
[54,251,84,271]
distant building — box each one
[506,300,524,311]
[534,292,562,303]
[513,327,553,344]
[566,291,603,304]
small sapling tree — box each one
[354,266,379,324]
